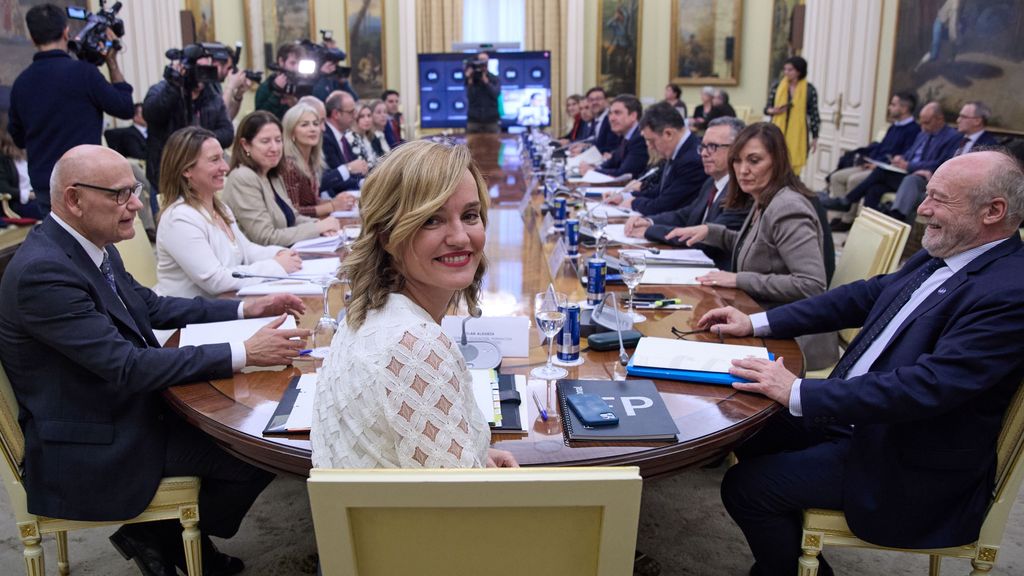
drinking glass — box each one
[309,270,341,358]
[620,251,647,317]
[531,291,568,380]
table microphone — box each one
[231,271,315,283]
[457,306,502,369]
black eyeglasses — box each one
[73,182,143,205]
[671,326,724,343]
[699,142,732,154]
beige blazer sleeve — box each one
[221,166,321,247]
[733,188,827,304]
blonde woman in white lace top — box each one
[311,140,517,469]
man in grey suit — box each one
[624,116,751,268]
[0,145,310,576]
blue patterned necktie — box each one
[829,257,945,379]
[99,252,118,295]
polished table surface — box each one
[163,134,801,478]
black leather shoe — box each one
[830,219,853,232]
[819,195,852,211]
[169,535,245,576]
[110,525,178,576]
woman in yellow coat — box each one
[765,56,820,175]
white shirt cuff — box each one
[337,166,351,181]
[229,341,247,371]
[750,312,771,337]
[236,302,245,319]
[789,378,803,416]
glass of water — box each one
[620,250,647,317]
[309,270,341,358]
[531,290,568,380]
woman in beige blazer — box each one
[667,122,838,370]
[222,111,339,247]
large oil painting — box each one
[346,0,386,99]
[262,0,314,69]
[891,0,1024,132]
[768,0,803,87]
[185,0,215,43]
[670,0,742,86]
[1,0,79,90]
[597,0,640,97]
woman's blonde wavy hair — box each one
[344,140,488,330]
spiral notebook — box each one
[556,379,678,443]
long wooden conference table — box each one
[163,134,802,479]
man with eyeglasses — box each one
[0,145,311,576]
[884,101,998,223]
[624,116,750,268]
[569,86,621,156]
[321,90,367,195]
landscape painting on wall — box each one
[346,0,386,99]
[596,0,640,97]
[670,0,742,85]
[891,0,1024,133]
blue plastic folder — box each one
[625,352,775,386]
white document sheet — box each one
[645,249,715,267]
[470,370,528,430]
[291,236,343,253]
[330,208,360,218]
[866,159,908,174]
[584,201,638,218]
[579,186,623,198]
[236,280,322,296]
[289,257,341,279]
[179,315,297,348]
[282,373,318,432]
[568,170,625,185]
[566,146,604,170]
[603,224,653,245]
[638,267,717,285]
[632,337,770,373]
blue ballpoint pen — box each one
[531,390,548,421]
[298,349,313,356]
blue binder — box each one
[624,353,775,386]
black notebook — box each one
[556,379,679,443]
[263,374,313,435]
[470,370,527,432]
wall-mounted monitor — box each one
[417,51,552,130]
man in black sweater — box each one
[8,4,134,214]
[464,51,501,133]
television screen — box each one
[418,51,552,129]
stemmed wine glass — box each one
[309,267,343,358]
[531,289,568,380]
[619,250,647,319]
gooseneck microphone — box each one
[457,306,502,369]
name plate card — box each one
[548,238,569,280]
[537,213,555,243]
[517,190,534,220]
[441,316,531,358]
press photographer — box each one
[309,32,358,101]
[8,2,133,214]
[255,43,305,118]
[464,51,501,133]
[142,43,233,214]
[209,42,262,121]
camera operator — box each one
[8,3,133,214]
[256,44,304,119]
[143,44,233,215]
[212,50,253,121]
[464,51,501,134]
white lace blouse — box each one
[311,293,491,469]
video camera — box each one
[269,31,348,98]
[66,0,125,66]
[464,58,488,81]
[163,44,220,93]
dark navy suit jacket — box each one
[630,133,705,216]
[903,126,960,174]
[765,236,1024,549]
[596,127,648,179]
[322,126,362,194]
[645,176,750,268]
[0,218,240,521]
[592,113,621,154]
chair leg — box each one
[798,530,823,576]
[180,504,202,576]
[927,554,941,576]
[18,521,45,576]
[970,545,998,575]
[56,530,70,575]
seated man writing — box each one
[0,145,310,576]
[698,149,1024,576]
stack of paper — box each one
[584,201,638,218]
[236,281,322,296]
[626,337,771,385]
[281,373,318,432]
[330,208,360,219]
[179,315,298,348]
[638,267,715,285]
[579,186,624,198]
[602,224,653,245]
[569,170,628,185]
[289,257,340,279]
[291,236,343,253]
[645,249,715,267]
[566,146,604,171]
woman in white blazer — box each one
[155,126,303,298]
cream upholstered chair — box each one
[118,217,158,288]
[858,208,910,273]
[308,467,642,576]
[0,361,203,576]
[799,380,1024,576]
